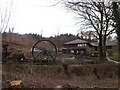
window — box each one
[78,44,86,47]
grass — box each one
[111,52,120,61]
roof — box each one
[64,39,88,45]
[90,41,117,47]
[62,46,86,49]
[89,42,98,47]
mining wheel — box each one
[32,40,57,65]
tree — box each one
[63,0,115,61]
[78,31,98,41]
[112,2,120,60]
[0,0,13,33]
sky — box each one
[1,0,80,37]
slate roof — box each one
[64,39,88,45]
[64,39,117,47]
[90,41,117,47]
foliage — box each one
[25,33,42,40]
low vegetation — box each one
[111,52,119,61]
[2,62,119,88]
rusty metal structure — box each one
[32,40,57,65]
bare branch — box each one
[0,0,13,33]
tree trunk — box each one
[116,26,120,60]
[112,2,120,60]
[99,36,104,61]
[98,34,106,61]
[103,36,107,60]
[116,11,120,60]
[99,3,106,61]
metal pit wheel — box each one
[32,40,57,65]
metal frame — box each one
[32,39,57,64]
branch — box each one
[4,0,13,32]
[106,27,116,36]
[86,9,99,35]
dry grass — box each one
[2,62,119,88]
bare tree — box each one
[112,2,120,60]
[78,31,98,41]
[63,0,115,61]
[0,0,13,33]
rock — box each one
[10,80,22,86]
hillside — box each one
[2,32,78,60]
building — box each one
[62,39,90,55]
[88,41,117,51]
[62,39,117,55]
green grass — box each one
[112,52,120,61]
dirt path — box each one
[107,56,120,64]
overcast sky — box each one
[1,0,80,37]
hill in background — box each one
[2,32,78,59]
